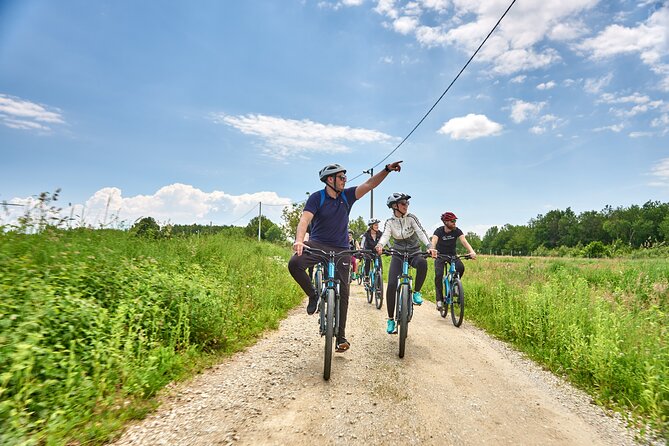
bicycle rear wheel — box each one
[323,288,335,380]
[450,278,465,327]
[398,285,409,358]
[375,270,384,309]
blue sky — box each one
[1,0,668,236]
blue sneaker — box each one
[386,319,397,334]
[412,291,423,305]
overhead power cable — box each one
[225,203,259,225]
[348,0,517,182]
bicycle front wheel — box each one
[375,270,384,310]
[450,278,465,327]
[440,278,449,318]
[366,272,373,303]
[398,285,409,358]
[323,288,335,380]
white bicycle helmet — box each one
[318,164,346,182]
[386,192,411,208]
[367,219,380,226]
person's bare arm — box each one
[459,234,477,259]
[355,161,403,200]
[293,211,314,256]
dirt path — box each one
[111,284,654,446]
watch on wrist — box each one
[384,164,391,172]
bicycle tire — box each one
[323,288,335,380]
[440,278,448,318]
[450,278,465,327]
[315,267,323,299]
[398,284,409,358]
[375,270,384,310]
[366,272,373,303]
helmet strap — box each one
[325,176,342,195]
[393,205,406,217]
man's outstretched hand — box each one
[386,160,403,172]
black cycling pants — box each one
[287,240,351,340]
[434,257,465,302]
[385,254,427,319]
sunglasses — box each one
[397,200,409,206]
[336,175,347,181]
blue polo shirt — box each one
[305,187,357,248]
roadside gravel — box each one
[110,284,662,446]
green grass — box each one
[419,255,668,439]
[0,228,301,445]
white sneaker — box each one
[436,300,443,310]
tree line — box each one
[481,200,669,257]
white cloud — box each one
[578,6,669,90]
[509,99,545,123]
[594,123,624,133]
[0,93,65,131]
[629,131,653,138]
[549,21,588,41]
[599,92,665,118]
[537,80,556,90]
[510,75,526,83]
[437,113,503,140]
[651,113,669,128]
[649,157,669,186]
[394,16,419,34]
[212,113,394,158]
[375,0,598,75]
[420,0,449,13]
[584,74,613,94]
[1,184,294,229]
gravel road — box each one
[110,284,659,446]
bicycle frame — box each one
[382,248,428,358]
[303,246,360,380]
[436,253,469,327]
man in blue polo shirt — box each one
[289,161,403,352]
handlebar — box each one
[435,253,472,262]
[303,246,371,260]
[380,248,431,258]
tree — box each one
[464,232,482,254]
[348,216,367,241]
[130,216,161,238]
[244,216,285,242]
[281,202,304,240]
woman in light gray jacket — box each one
[375,193,437,334]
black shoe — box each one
[306,294,318,315]
[336,338,350,352]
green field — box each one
[1,230,667,444]
[0,228,301,445]
[419,255,668,439]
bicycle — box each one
[381,248,430,358]
[356,257,364,285]
[436,253,471,327]
[311,262,324,300]
[304,246,360,380]
[361,251,383,309]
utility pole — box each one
[258,202,262,241]
[363,168,374,219]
